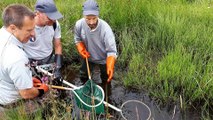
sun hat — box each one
[35,0,63,20]
[83,0,99,16]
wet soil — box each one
[62,66,201,120]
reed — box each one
[112,0,212,118]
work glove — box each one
[36,83,49,93]
[32,77,42,87]
[106,56,116,83]
[32,77,49,97]
[76,42,90,59]
[53,54,63,86]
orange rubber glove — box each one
[106,56,116,83]
[32,77,41,87]
[76,42,90,58]
[32,77,49,93]
[37,84,49,93]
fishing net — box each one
[119,100,151,120]
[74,80,105,114]
[36,64,152,119]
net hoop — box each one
[120,100,151,120]
[72,85,105,108]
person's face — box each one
[38,12,55,26]
[84,15,98,30]
[14,16,35,43]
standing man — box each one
[74,0,117,85]
[23,0,63,85]
[0,4,48,111]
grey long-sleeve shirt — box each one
[74,18,117,64]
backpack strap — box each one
[53,22,57,31]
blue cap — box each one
[35,0,63,20]
[83,0,99,16]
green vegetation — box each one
[0,0,212,119]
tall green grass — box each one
[114,0,212,118]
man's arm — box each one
[19,88,39,99]
[19,77,49,99]
[54,38,62,55]
[104,24,118,82]
[53,38,63,85]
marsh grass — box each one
[1,107,42,120]
[112,0,213,119]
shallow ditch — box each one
[61,66,201,120]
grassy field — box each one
[0,0,212,119]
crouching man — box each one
[0,4,49,114]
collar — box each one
[2,27,24,49]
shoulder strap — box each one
[53,22,57,31]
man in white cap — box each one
[74,0,118,85]
[24,0,63,85]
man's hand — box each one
[76,42,90,58]
[32,77,42,87]
[106,56,116,83]
[36,84,49,93]
[32,77,49,97]
[53,54,63,85]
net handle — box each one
[36,65,121,112]
[86,57,91,80]
[51,85,73,91]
